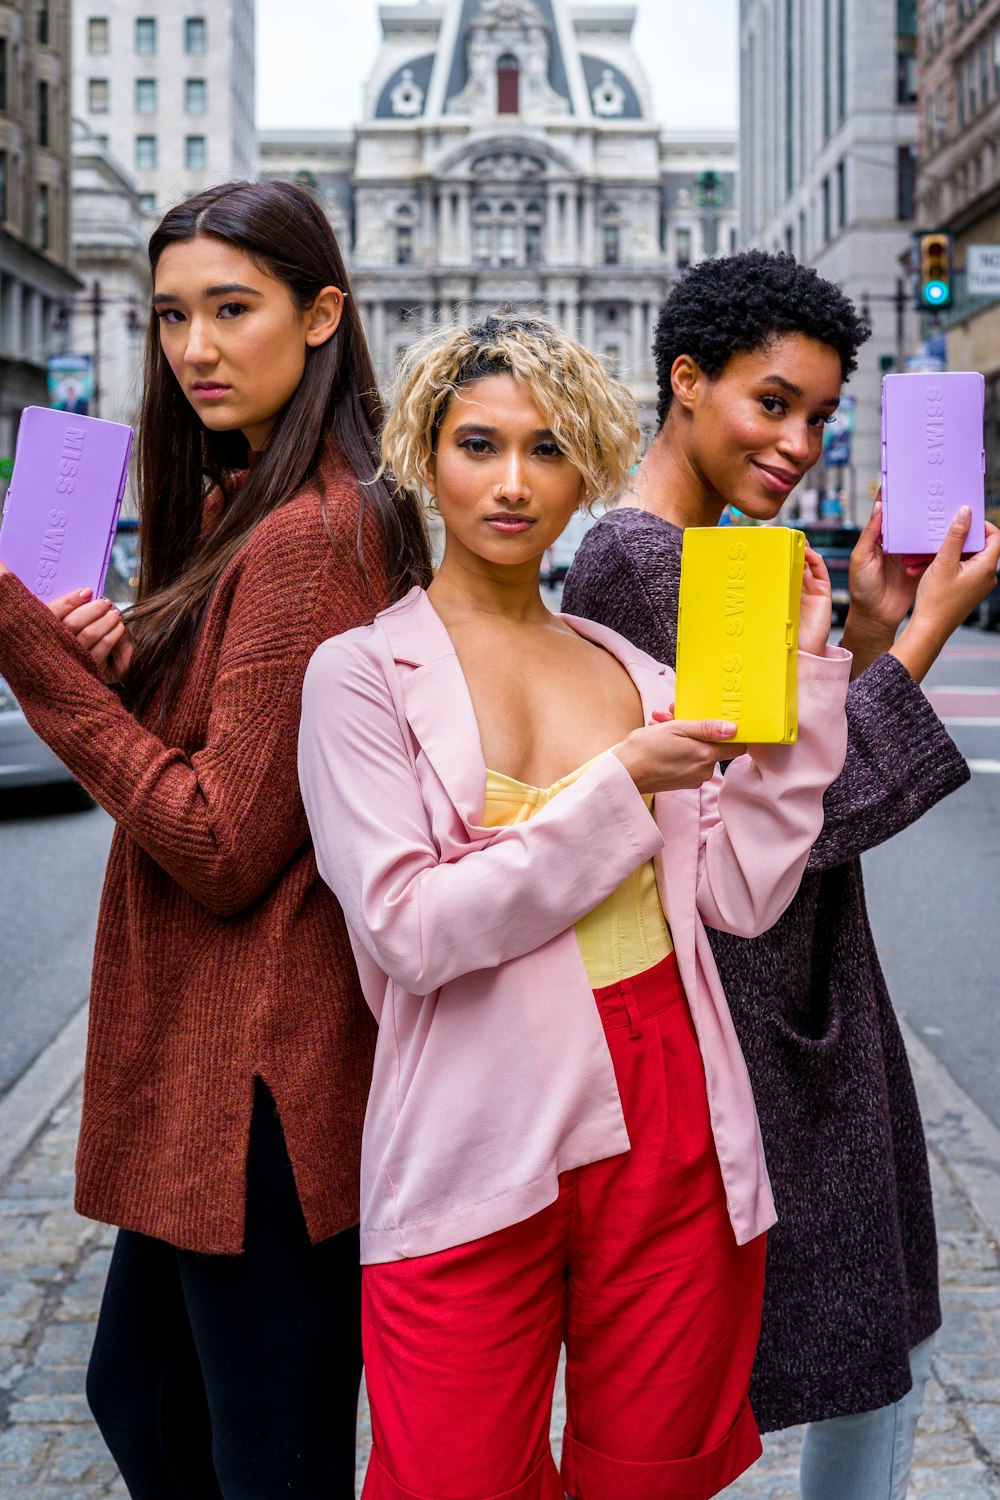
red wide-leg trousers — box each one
[362,952,766,1500]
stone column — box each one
[631,300,645,372]
[546,182,561,263]
[582,183,596,266]
[581,300,596,353]
[372,300,388,376]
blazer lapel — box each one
[377,589,489,830]
[562,611,701,947]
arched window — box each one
[497,53,519,114]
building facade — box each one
[260,0,737,437]
[0,0,80,470]
[917,0,1000,501]
[740,0,921,512]
[69,121,148,429]
[71,0,255,222]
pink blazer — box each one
[298,587,850,1264]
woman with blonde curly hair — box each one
[298,314,852,1500]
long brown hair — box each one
[124,179,430,715]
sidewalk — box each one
[1,1060,999,1498]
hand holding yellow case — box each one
[675,527,806,744]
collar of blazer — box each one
[375,587,678,837]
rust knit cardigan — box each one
[0,451,386,1253]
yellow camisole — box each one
[482,754,673,989]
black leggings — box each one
[86,1083,363,1499]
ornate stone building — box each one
[260,0,736,435]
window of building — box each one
[730,226,738,253]
[184,78,206,113]
[135,134,157,170]
[135,78,157,113]
[498,223,518,265]
[135,17,156,55]
[185,16,206,54]
[497,53,519,114]
[603,345,621,376]
[525,224,542,265]
[676,226,691,269]
[185,134,207,170]
[0,37,7,112]
[473,223,491,264]
[603,224,620,264]
[88,78,109,112]
[395,224,413,265]
[139,192,156,214]
[896,0,917,104]
[37,79,49,147]
[37,182,50,248]
[836,156,847,228]
[896,145,916,220]
[0,150,7,221]
[821,174,831,242]
[37,3,49,45]
[87,16,109,54]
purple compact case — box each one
[881,372,986,554]
[0,407,133,601]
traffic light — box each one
[915,230,952,309]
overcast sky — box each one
[256,0,738,132]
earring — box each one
[426,494,440,514]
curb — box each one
[900,1015,1000,1248]
[0,999,88,1184]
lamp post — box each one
[53,282,143,419]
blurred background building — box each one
[739,0,921,514]
[71,0,256,222]
[917,0,1000,505]
[0,0,80,468]
[261,0,737,438]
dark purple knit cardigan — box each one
[563,507,969,1431]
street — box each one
[3,625,998,1123]
[0,791,112,1101]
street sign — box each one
[967,243,1000,296]
[822,394,856,467]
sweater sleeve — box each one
[298,635,664,996]
[0,488,382,917]
[804,649,970,872]
[694,647,852,937]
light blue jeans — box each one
[799,1334,935,1500]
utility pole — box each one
[89,281,105,419]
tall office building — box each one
[0,0,80,465]
[261,0,737,436]
[917,0,1000,494]
[740,0,921,508]
[72,0,255,221]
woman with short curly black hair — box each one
[299,313,853,1500]
[564,251,1000,1500]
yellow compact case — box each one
[675,527,806,744]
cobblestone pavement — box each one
[1,1085,998,1499]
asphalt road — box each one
[1,624,997,1133]
[0,785,113,1099]
[863,622,1000,1131]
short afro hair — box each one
[652,250,871,427]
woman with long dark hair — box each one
[0,179,429,1497]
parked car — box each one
[798,523,862,625]
[0,518,138,795]
[975,572,1000,630]
[541,505,606,588]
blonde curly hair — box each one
[380,314,640,507]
